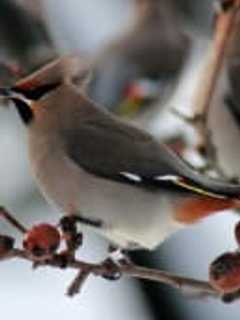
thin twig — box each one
[2,248,219,299]
[0,207,27,234]
[67,268,92,297]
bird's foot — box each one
[101,246,133,281]
[74,215,103,229]
[61,213,103,229]
[59,213,105,261]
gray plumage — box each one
[46,83,240,197]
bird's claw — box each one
[101,247,133,281]
[101,258,122,281]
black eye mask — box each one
[13,83,60,100]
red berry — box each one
[23,224,60,258]
[209,252,240,294]
[235,221,240,246]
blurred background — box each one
[0,0,240,319]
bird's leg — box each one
[73,215,104,229]
[65,204,104,230]
[101,245,133,281]
[59,212,104,266]
[59,215,83,263]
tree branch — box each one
[178,0,240,173]
[3,248,219,299]
[193,0,240,121]
[0,206,222,301]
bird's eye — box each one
[13,83,60,100]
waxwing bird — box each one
[89,0,190,112]
[1,56,240,251]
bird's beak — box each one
[0,87,34,117]
[0,87,32,107]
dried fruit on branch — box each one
[23,224,60,258]
[209,252,240,294]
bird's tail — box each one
[179,165,240,199]
[164,147,240,199]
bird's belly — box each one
[29,148,182,249]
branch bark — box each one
[193,0,240,120]
[3,248,219,299]
[190,0,240,168]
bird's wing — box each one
[62,114,180,188]
[62,108,240,198]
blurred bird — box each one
[0,61,24,86]
[89,0,190,113]
[0,0,55,72]
[1,56,240,251]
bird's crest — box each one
[14,55,91,91]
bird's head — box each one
[0,55,91,125]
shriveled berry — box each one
[23,224,60,258]
[0,235,14,256]
[209,252,240,294]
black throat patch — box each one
[12,98,33,125]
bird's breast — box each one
[27,131,84,213]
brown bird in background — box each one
[89,0,190,112]
[0,0,55,76]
